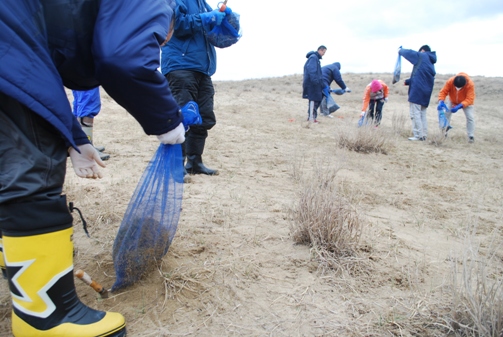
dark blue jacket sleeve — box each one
[92,0,182,136]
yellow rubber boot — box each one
[3,227,126,336]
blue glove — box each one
[322,86,330,97]
[331,88,345,95]
[200,9,226,25]
[181,101,202,131]
[451,103,463,113]
[437,100,447,111]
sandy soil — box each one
[1,72,502,336]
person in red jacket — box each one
[360,79,389,126]
[437,72,476,143]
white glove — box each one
[345,88,352,93]
[156,123,185,144]
[360,111,366,116]
[384,97,388,103]
[69,144,105,179]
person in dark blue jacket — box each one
[0,0,184,336]
[399,45,437,141]
[320,62,351,117]
[302,46,327,124]
[161,0,227,176]
[72,87,110,161]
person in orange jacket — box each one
[360,79,389,126]
[437,72,476,143]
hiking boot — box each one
[313,119,320,124]
[469,136,474,143]
[324,114,334,118]
[408,137,421,141]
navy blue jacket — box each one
[160,0,217,76]
[322,63,347,90]
[399,48,437,107]
[302,51,324,101]
[0,0,182,149]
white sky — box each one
[209,0,503,81]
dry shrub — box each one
[447,225,503,336]
[289,168,363,272]
[391,110,408,136]
[337,124,393,154]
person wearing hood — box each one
[437,73,476,143]
[361,79,389,126]
[302,45,327,124]
[0,0,184,335]
[320,62,351,118]
[399,45,437,141]
[161,0,228,176]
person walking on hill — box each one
[0,0,184,335]
[399,45,437,141]
[302,45,327,124]
[320,62,351,117]
[437,73,476,143]
[161,0,228,176]
[361,79,389,126]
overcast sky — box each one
[208,0,503,81]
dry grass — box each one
[289,162,364,273]
[336,123,395,154]
[447,224,503,337]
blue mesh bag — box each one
[111,102,201,291]
[207,7,241,48]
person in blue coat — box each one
[72,87,110,161]
[0,0,184,336]
[161,0,227,176]
[320,62,351,117]
[303,46,327,123]
[399,45,437,141]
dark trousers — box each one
[307,100,321,120]
[0,93,72,235]
[368,99,384,125]
[165,70,216,156]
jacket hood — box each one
[333,62,341,70]
[427,51,437,64]
[306,51,317,58]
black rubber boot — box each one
[185,155,218,175]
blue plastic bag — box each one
[326,94,340,113]
[357,114,366,127]
[207,8,241,48]
[392,50,401,84]
[437,103,451,130]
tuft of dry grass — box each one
[289,165,364,273]
[446,224,503,337]
[336,124,394,154]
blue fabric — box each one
[72,88,101,118]
[161,0,217,76]
[399,48,437,107]
[302,51,324,101]
[322,62,347,90]
[0,0,181,150]
[451,103,463,113]
[437,104,450,129]
[112,144,184,291]
[206,8,241,48]
[392,54,401,84]
[181,101,202,131]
